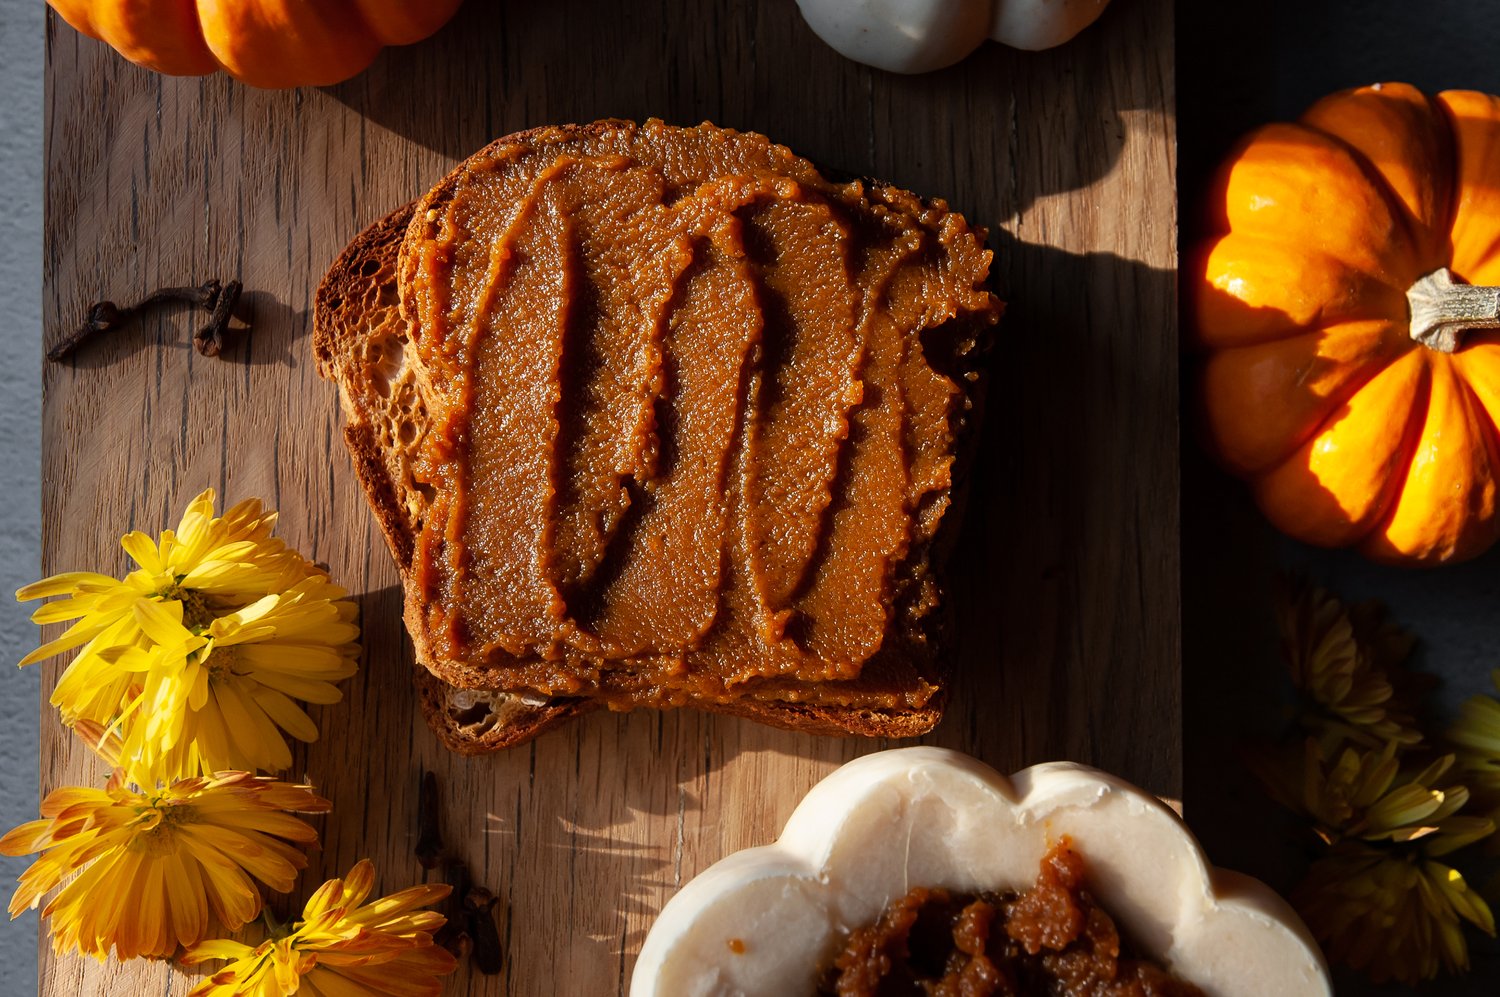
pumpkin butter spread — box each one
[821,839,1206,997]
[398,120,1000,713]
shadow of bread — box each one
[927,234,1179,800]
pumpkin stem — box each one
[47,279,243,363]
[1406,268,1500,354]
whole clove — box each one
[464,886,504,975]
[433,860,473,961]
[48,278,243,362]
[415,770,505,976]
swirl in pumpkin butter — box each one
[399,120,1000,712]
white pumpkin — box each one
[796,0,1113,73]
[631,747,1330,996]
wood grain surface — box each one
[37,0,1175,993]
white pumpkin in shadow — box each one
[796,0,1114,72]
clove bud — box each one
[465,887,504,976]
[415,770,504,976]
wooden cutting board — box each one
[38,0,1176,992]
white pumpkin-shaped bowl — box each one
[632,747,1330,996]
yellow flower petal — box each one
[248,687,321,744]
[180,936,257,966]
[18,617,110,668]
[16,572,121,602]
[213,683,293,773]
[163,849,210,948]
[249,670,344,705]
[132,598,190,646]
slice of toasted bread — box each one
[396,123,992,700]
[313,201,954,749]
[313,202,592,752]
[315,121,998,751]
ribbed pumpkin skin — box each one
[1193,83,1500,566]
[47,0,464,88]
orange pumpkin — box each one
[1193,83,1500,565]
[47,0,464,89]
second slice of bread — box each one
[314,203,590,752]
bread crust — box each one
[315,121,993,751]
[314,202,592,751]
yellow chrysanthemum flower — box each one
[181,859,456,997]
[1294,843,1496,984]
[1256,580,1497,985]
[1277,581,1424,748]
[17,489,359,779]
[0,739,331,961]
[1448,669,1500,810]
[118,576,360,779]
[19,489,312,670]
[1255,739,1493,850]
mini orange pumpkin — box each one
[47,0,464,89]
[1193,83,1500,565]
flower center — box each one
[204,643,242,681]
[130,798,196,856]
[176,588,219,632]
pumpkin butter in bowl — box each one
[632,748,1332,996]
[314,120,1002,751]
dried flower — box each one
[1294,843,1495,984]
[0,727,329,960]
[181,859,456,996]
[16,490,358,779]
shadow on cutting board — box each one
[319,0,1166,221]
[925,232,1180,802]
